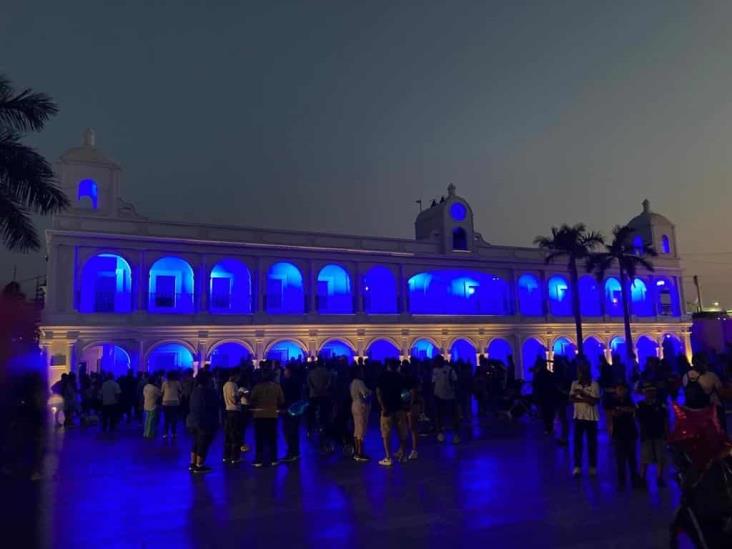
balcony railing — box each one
[148,292,194,313]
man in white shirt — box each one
[570,361,600,477]
[222,370,242,464]
[100,373,122,432]
[432,356,460,444]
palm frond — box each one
[0,75,58,132]
[0,190,40,251]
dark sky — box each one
[3,1,732,307]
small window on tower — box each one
[452,227,467,250]
[661,235,671,254]
[78,179,98,209]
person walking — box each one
[306,360,332,451]
[401,361,422,460]
[432,356,460,444]
[637,382,669,487]
[250,368,285,467]
[570,360,601,477]
[187,371,219,474]
[100,373,121,432]
[350,366,372,462]
[222,369,242,464]
[161,371,182,439]
[142,376,161,439]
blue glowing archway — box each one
[208,342,252,368]
[266,262,304,314]
[363,266,397,314]
[319,339,355,361]
[579,275,601,316]
[636,335,659,367]
[79,253,132,313]
[450,338,476,366]
[366,339,401,362]
[547,275,571,316]
[522,338,546,380]
[266,340,305,362]
[411,338,438,360]
[631,278,653,317]
[148,256,195,313]
[552,337,576,359]
[209,259,252,314]
[81,344,131,376]
[609,336,627,360]
[78,178,98,209]
[408,270,510,315]
[604,278,623,317]
[662,333,684,360]
[487,338,512,365]
[317,264,353,314]
[147,343,194,371]
[583,337,605,378]
[517,274,543,316]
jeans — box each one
[282,414,300,457]
[101,404,118,432]
[254,417,278,464]
[224,411,241,460]
[614,438,638,483]
[191,427,215,461]
[162,405,179,436]
[573,419,598,468]
[143,408,159,438]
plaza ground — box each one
[38,415,690,549]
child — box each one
[611,383,641,488]
[636,382,669,486]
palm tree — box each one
[587,225,657,366]
[535,224,604,356]
[0,74,68,251]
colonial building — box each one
[41,131,690,385]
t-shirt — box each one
[378,370,403,415]
[682,370,722,406]
[307,367,331,398]
[350,379,371,407]
[432,366,457,400]
[100,379,121,406]
[250,381,284,419]
[570,380,600,421]
[222,380,241,412]
[142,383,161,411]
[636,400,668,440]
[161,380,182,405]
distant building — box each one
[41,131,690,385]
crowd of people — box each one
[49,347,732,482]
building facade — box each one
[41,131,690,386]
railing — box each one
[148,292,194,312]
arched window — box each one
[80,344,131,376]
[661,235,671,254]
[604,277,623,316]
[609,336,627,360]
[631,278,653,316]
[411,339,438,360]
[78,179,98,209]
[148,257,195,313]
[407,270,510,315]
[266,340,305,362]
[208,342,252,368]
[147,343,194,371]
[319,339,354,361]
[79,253,132,313]
[636,336,659,367]
[486,338,512,365]
[522,338,546,381]
[363,266,397,314]
[662,334,684,360]
[579,275,601,316]
[317,264,353,314]
[632,235,644,255]
[518,274,543,316]
[547,275,571,316]
[552,337,576,359]
[366,339,401,362]
[583,337,605,378]
[452,227,467,250]
[450,338,476,366]
[655,277,680,316]
[266,262,304,314]
[209,259,252,314]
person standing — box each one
[280,365,303,462]
[610,383,641,488]
[306,360,332,450]
[222,370,242,464]
[637,383,669,487]
[376,360,407,466]
[142,376,161,439]
[401,361,422,460]
[350,366,372,462]
[250,368,285,467]
[187,371,219,474]
[100,373,121,432]
[161,371,182,439]
[532,358,557,436]
[570,360,601,477]
[682,353,728,431]
[432,356,460,444]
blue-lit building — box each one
[41,131,690,384]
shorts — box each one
[352,403,370,439]
[640,439,667,465]
[380,410,407,439]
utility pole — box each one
[416,199,423,212]
[693,275,703,312]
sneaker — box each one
[252,461,264,468]
[192,465,212,474]
[393,450,405,462]
[452,435,461,444]
[588,467,597,477]
[572,467,581,478]
[188,463,196,472]
[221,458,231,464]
[378,457,393,467]
[354,454,369,463]
[270,461,279,467]
[408,450,418,461]
[240,444,250,453]
[437,432,445,443]
[229,457,242,464]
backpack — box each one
[684,373,711,409]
